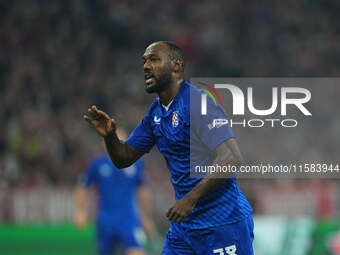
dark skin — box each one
[143,42,184,105]
[84,42,243,224]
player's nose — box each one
[143,59,152,72]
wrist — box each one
[185,192,199,205]
[104,130,117,140]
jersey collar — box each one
[156,80,188,116]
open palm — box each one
[83,105,116,137]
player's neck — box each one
[158,79,184,106]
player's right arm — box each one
[84,105,144,168]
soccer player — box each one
[74,128,155,255]
[84,41,254,254]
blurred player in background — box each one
[74,127,155,255]
[84,41,254,255]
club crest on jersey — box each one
[154,115,161,124]
[172,111,179,127]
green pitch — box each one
[0,224,164,255]
[0,224,96,255]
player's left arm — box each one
[166,138,242,223]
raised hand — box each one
[83,105,116,137]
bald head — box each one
[146,41,185,72]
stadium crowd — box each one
[1,0,340,220]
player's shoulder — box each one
[184,81,210,104]
[184,81,212,110]
[185,80,203,96]
[189,81,225,109]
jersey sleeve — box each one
[192,92,235,151]
[81,160,97,187]
[126,114,155,153]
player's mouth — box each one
[144,73,155,86]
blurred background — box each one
[1,0,340,254]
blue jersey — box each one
[126,81,252,229]
[82,155,145,227]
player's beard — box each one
[145,64,172,94]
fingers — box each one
[166,207,184,223]
[87,105,100,119]
[83,114,94,125]
[166,207,172,218]
[166,208,174,221]
[86,105,110,120]
[97,109,111,120]
[172,214,182,223]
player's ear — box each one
[172,59,182,73]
